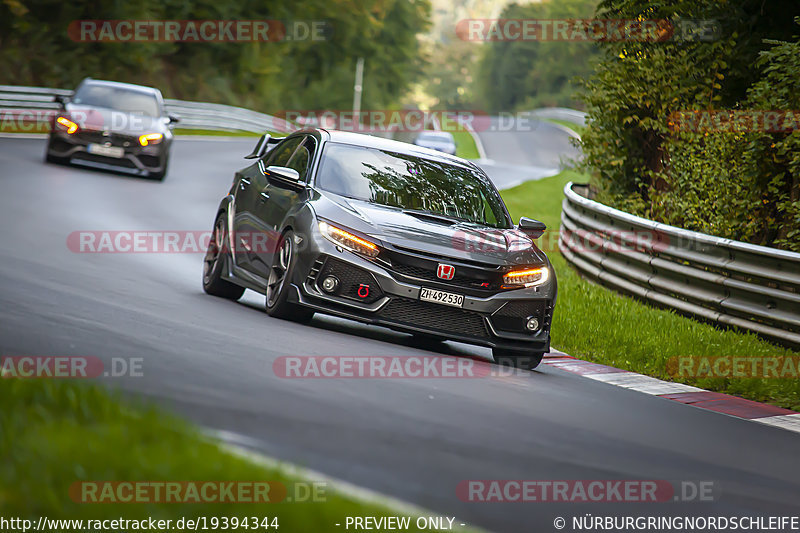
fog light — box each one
[526,317,540,331]
[321,275,339,293]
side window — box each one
[266,137,302,167]
[286,137,316,181]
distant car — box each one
[45,78,178,180]
[413,130,457,155]
[202,128,556,369]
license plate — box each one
[87,143,125,158]
[419,287,464,308]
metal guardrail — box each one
[559,182,800,347]
[0,85,294,134]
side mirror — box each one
[518,217,546,239]
[244,133,272,159]
[54,94,68,106]
[264,165,300,182]
[168,114,180,124]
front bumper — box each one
[47,131,167,175]
[288,236,555,352]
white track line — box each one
[543,360,800,435]
[754,414,800,432]
[584,372,704,395]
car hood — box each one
[63,104,166,135]
[313,191,548,267]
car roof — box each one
[310,128,473,168]
[78,79,161,96]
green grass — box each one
[0,379,474,531]
[174,128,284,137]
[539,118,586,137]
[451,130,480,160]
[501,171,800,411]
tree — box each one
[474,0,602,112]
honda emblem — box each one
[437,263,455,280]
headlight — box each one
[56,116,78,134]
[503,266,549,287]
[138,133,163,146]
[319,221,379,258]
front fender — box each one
[216,195,237,265]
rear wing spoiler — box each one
[244,133,285,159]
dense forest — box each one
[0,0,430,112]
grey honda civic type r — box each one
[203,128,556,369]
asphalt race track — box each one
[1,133,799,532]
[474,117,580,189]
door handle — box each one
[259,191,270,202]
[239,177,251,190]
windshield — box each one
[72,84,160,117]
[316,143,512,228]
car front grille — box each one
[378,296,489,338]
[382,249,503,295]
[75,131,138,147]
[389,262,485,288]
[71,152,137,169]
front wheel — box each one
[203,213,245,300]
[265,230,314,322]
[492,348,545,370]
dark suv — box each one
[46,78,178,180]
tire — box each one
[265,230,314,322]
[492,348,545,370]
[203,213,245,300]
